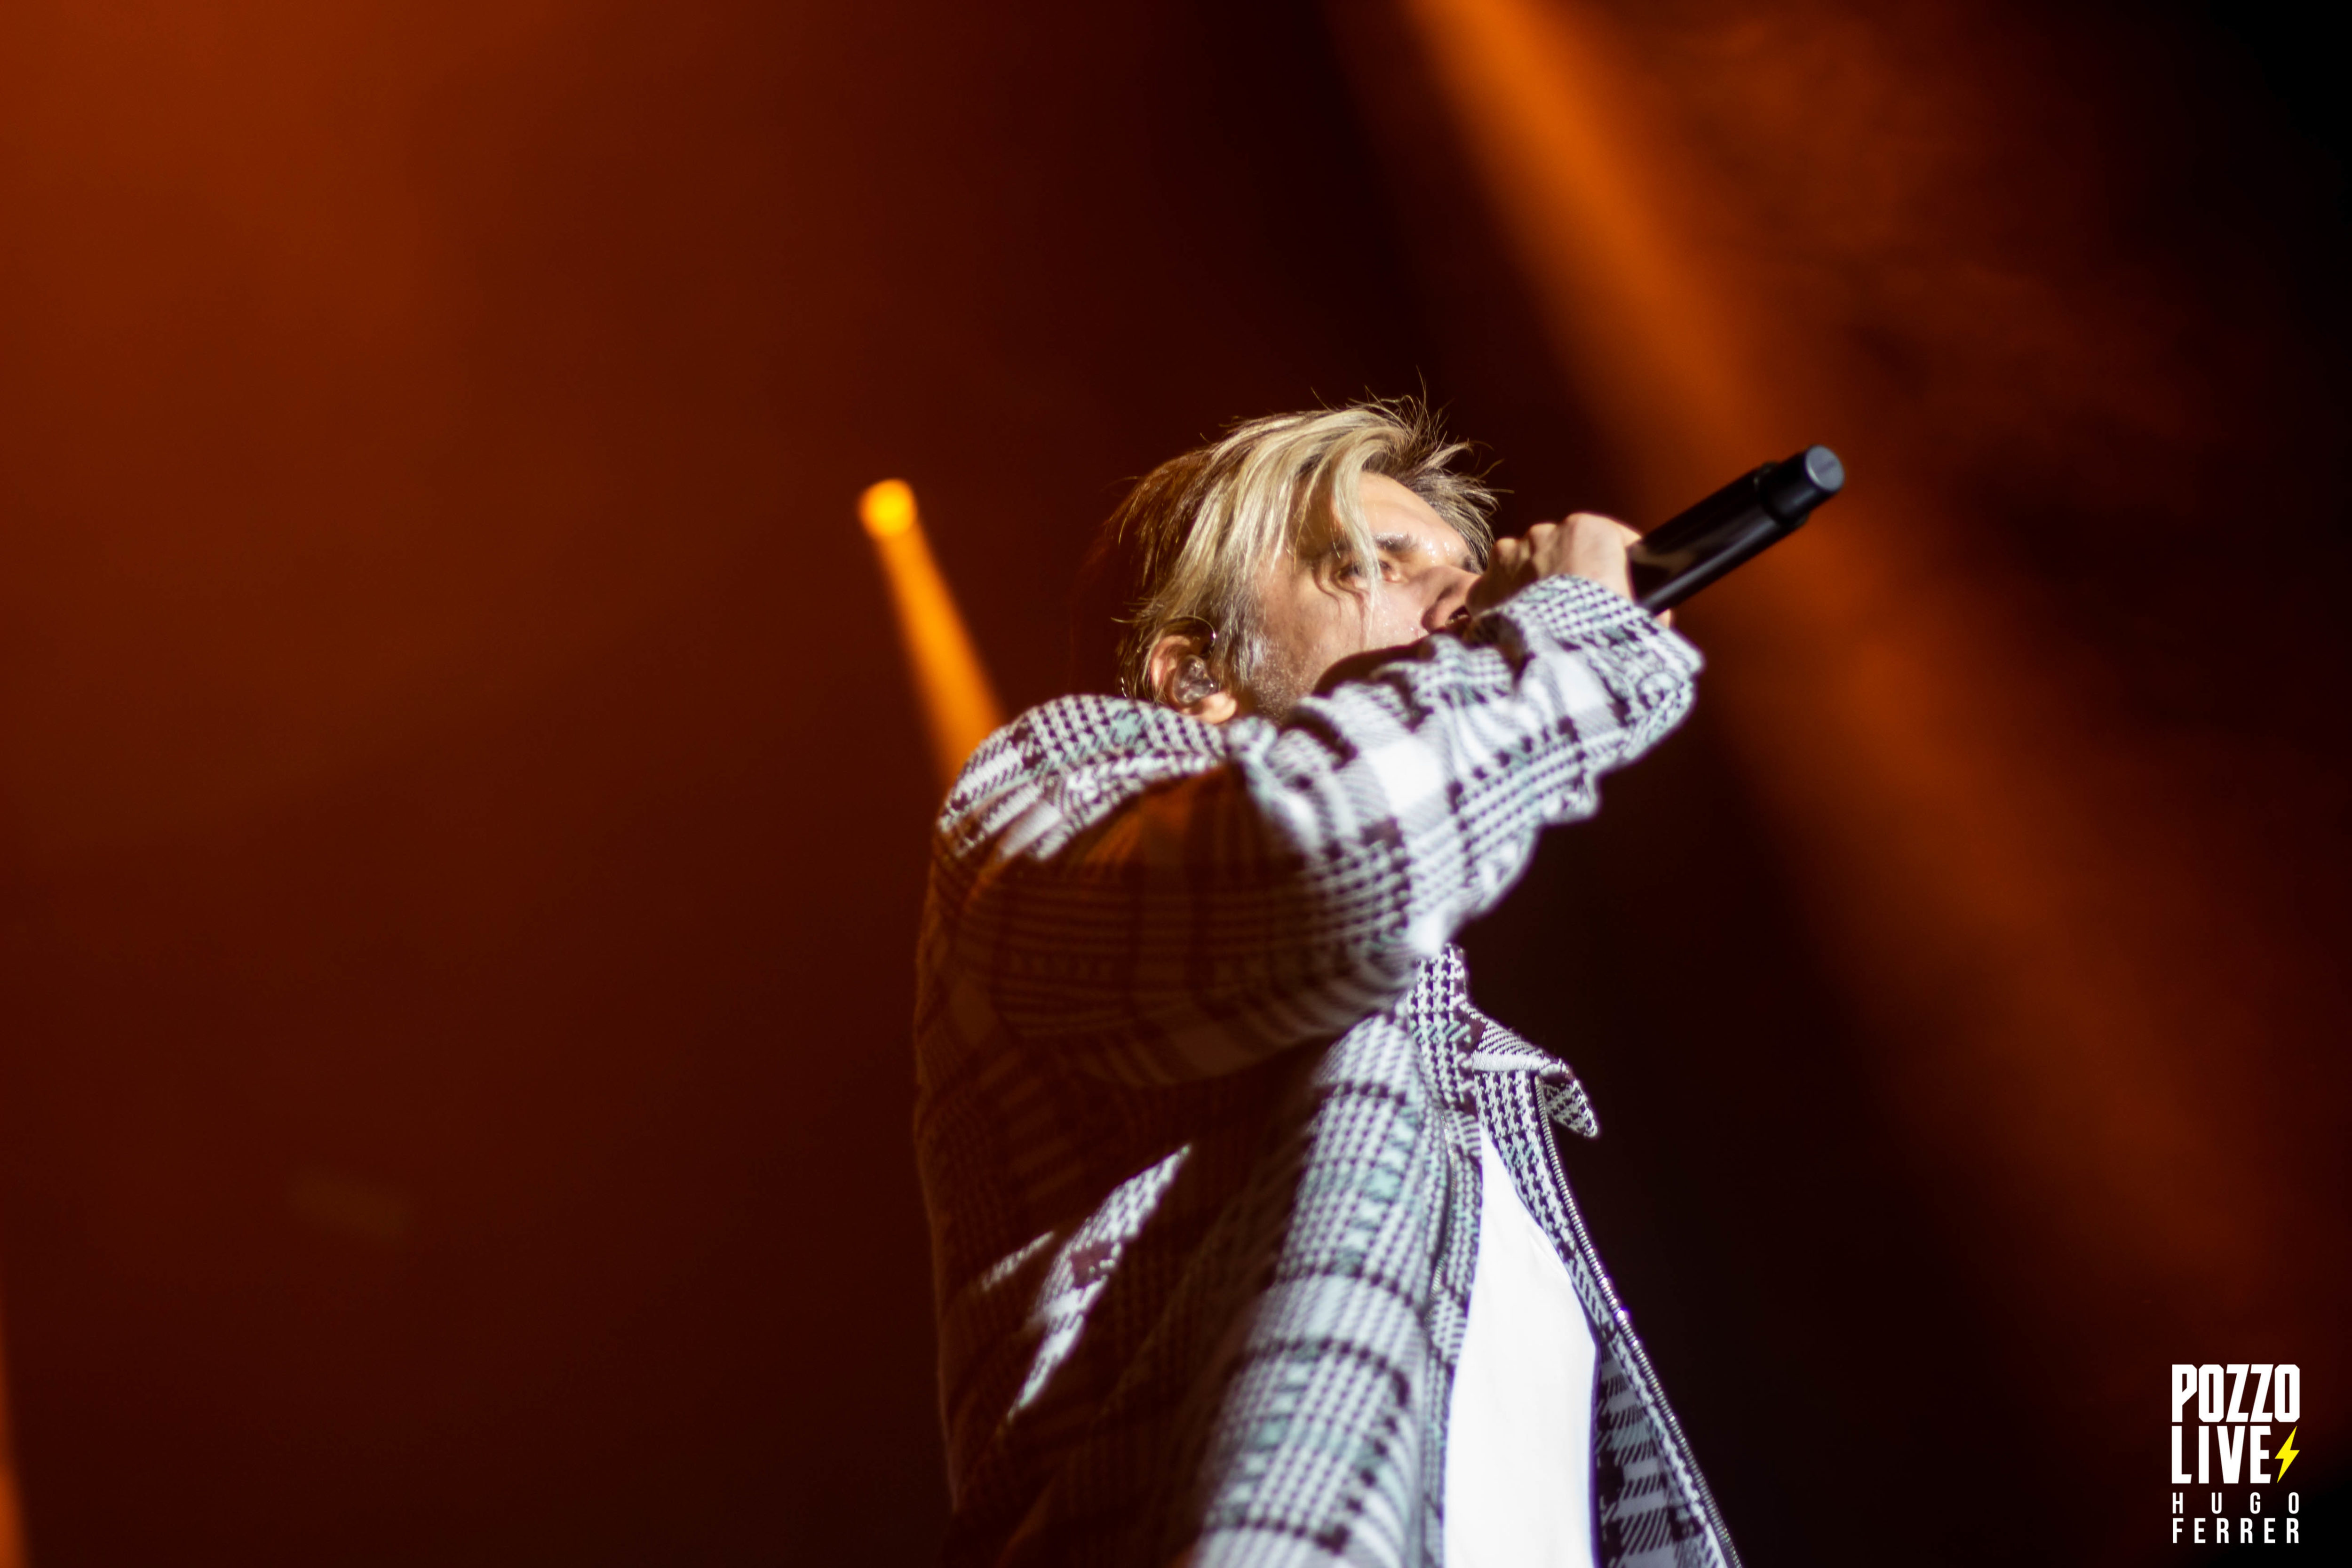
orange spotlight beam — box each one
[858,480,1004,792]
[1395,0,2290,1335]
[0,1296,24,1568]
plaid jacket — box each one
[914,575,1740,1568]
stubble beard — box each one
[1235,637,1326,723]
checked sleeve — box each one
[924,573,1700,1087]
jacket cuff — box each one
[1484,573,1704,674]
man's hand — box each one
[1466,512,1644,614]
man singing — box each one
[913,399,1739,1568]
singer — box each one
[913,398,1740,1568]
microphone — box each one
[1628,445,1844,612]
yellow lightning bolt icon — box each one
[2275,1427,2300,1482]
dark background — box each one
[0,1,2344,1563]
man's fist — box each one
[1467,512,1643,614]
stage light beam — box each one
[1394,0,2293,1351]
[0,1301,23,1568]
[858,479,1003,791]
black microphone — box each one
[1628,445,1844,612]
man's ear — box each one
[1145,630,1239,724]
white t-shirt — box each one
[1443,1126,1601,1568]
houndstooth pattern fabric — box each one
[1471,1067,1732,1568]
[913,575,1739,1568]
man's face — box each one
[1242,474,1482,717]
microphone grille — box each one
[1803,445,1845,494]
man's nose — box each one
[1422,564,1479,631]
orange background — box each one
[0,2,2344,1563]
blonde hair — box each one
[1080,397,1496,702]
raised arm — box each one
[922,573,1699,1087]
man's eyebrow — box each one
[1370,531,1478,573]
